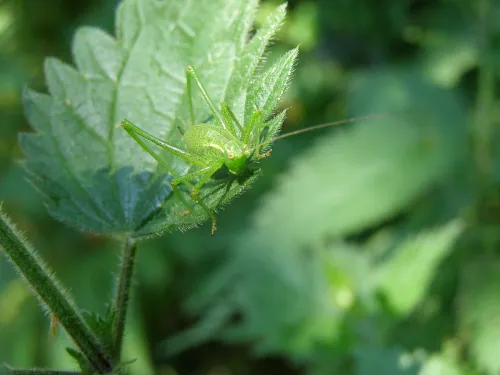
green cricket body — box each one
[183,124,249,175]
[121,65,269,235]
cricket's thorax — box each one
[183,124,248,174]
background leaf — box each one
[377,220,464,315]
[236,68,467,255]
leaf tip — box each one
[277,2,288,14]
[278,2,288,11]
[281,46,299,67]
[43,56,60,76]
[283,46,299,75]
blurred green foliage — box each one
[1,0,500,375]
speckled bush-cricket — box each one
[122,65,381,235]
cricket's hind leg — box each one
[186,65,238,136]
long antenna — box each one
[270,112,390,143]
[248,112,391,155]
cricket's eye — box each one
[227,151,234,160]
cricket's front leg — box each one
[171,187,194,217]
[190,165,223,235]
[171,165,222,235]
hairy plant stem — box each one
[0,207,113,374]
[4,366,83,375]
[111,236,138,360]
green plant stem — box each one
[473,0,495,178]
[0,207,113,374]
[111,236,138,360]
[4,366,83,375]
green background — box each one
[0,0,498,374]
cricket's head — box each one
[224,143,247,175]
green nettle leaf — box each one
[166,242,359,358]
[66,347,94,373]
[20,0,294,235]
[377,219,464,315]
[458,261,500,375]
[83,307,115,352]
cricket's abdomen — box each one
[183,124,245,166]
